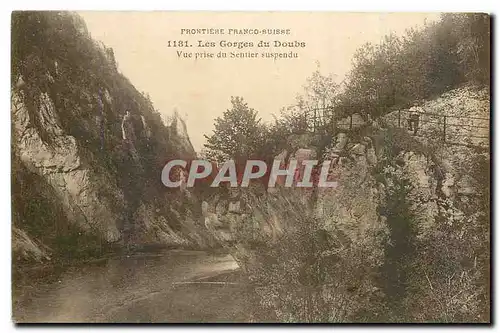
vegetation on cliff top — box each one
[12,11,200,264]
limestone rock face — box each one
[11,12,206,263]
[230,83,488,282]
[225,85,489,322]
[331,132,348,154]
[317,132,385,262]
[13,92,123,243]
[12,227,51,263]
[380,85,490,236]
[168,111,195,156]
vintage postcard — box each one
[11,11,491,323]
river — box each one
[13,250,262,323]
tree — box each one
[336,13,489,120]
[271,66,341,138]
[448,13,490,85]
[296,65,341,130]
[204,96,266,162]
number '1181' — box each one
[167,41,191,47]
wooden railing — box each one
[392,109,489,147]
[300,106,490,148]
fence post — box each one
[398,110,401,127]
[443,115,447,143]
[304,110,308,132]
[313,108,317,132]
[332,109,337,134]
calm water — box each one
[13,250,257,323]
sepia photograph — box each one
[10,11,491,323]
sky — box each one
[79,12,440,151]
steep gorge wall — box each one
[11,12,207,263]
[215,85,489,322]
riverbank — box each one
[12,249,266,323]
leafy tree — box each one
[449,13,490,85]
[270,66,341,140]
[336,13,489,120]
[296,65,341,130]
[204,96,267,162]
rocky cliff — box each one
[211,85,490,322]
[11,12,208,264]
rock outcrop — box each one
[222,84,489,322]
[11,12,207,263]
